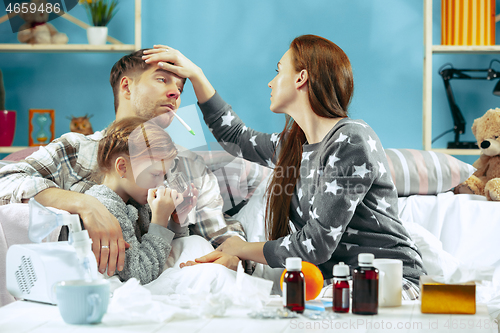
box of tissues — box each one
[419,275,476,314]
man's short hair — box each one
[109,49,149,113]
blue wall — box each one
[1,0,499,164]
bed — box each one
[1,147,500,327]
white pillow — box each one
[232,173,270,243]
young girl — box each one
[143,34,427,298]
[85,116,193,284]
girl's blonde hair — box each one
[97,116,177,175]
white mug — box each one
[55,279,110,325]
[373,258,402,307]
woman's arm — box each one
[216,236,268,264]
[182,236,267,270]
[142,46,280,167]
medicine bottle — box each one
[283,257,305,313]
[352,253,379,315]
[332,262,350,313]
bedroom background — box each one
[1,0,500,164]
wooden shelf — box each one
[431,148,481,155]
[432,45,500,54]
[0,146,29,153]
[0,0,141,52]
[0,44,137,53]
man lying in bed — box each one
[0,50,246,277]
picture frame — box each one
[29,109,55,147]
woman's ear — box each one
[295,69,309,89]
[115,156,128,178]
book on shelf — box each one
[441,0,495,46]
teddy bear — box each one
[17,0,68,45]
[454,108,500,201]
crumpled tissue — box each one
[102,261,273,325]
[432,263,495,284]
[478,267,500,321]
[102,278,195,325]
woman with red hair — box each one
[143,35,426,298]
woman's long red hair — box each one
[265,35,354,240]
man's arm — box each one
[0,132,127,275]
[31,188,128,276]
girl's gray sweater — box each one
[85,184,187,284]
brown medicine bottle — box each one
[333,262,350,313]
[283,257,305,313]
[352,253,379,315]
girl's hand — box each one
[148,186,182,228]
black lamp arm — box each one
[441,72,466,138]
[439,66,500,144]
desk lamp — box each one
[438,60,500,149]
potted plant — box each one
[0,69,16,147]
[79,0,118,45]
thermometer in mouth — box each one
[171,112,195,136]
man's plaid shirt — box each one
[0,130,246,248]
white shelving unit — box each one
[0,0,141,154]
[422,0,494,155]
[0,0,141,52]
[0,43,137,53]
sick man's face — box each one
[129,67,185,128]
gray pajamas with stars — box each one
[199,92,426,286]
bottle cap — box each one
[285,257,302,271]
[333,262,350,277]
[358,253,374,266]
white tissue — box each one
[233,261,274,308]
[103,279,194,325]
[102,261,273,325]
[432,264,495,284]
[478,267,500,321]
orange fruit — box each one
[280,261,324,301]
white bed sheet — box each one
[398,192,500,269]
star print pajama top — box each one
[199,92,426,286]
